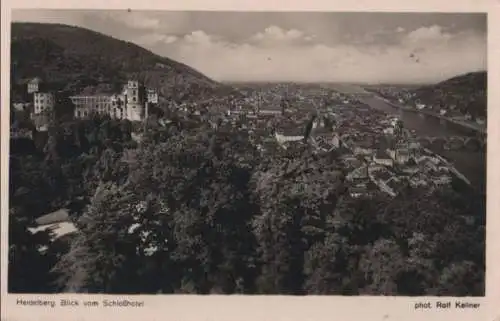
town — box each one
[11,77,464,202]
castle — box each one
[30,78,158,122]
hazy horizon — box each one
[222,73,486,86]
[12,10,487,84]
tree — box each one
[252,153,346,294]
[8,208,57,293]
[125,126,261,294]
[433,261,484,296]
[53,183,148,293]
[359,239,405,295]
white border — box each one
[1,1,499,321]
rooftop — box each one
[276,125,305,137]
[375,149,390,159]
[372,168,393,182]
[28,221,77,241]
[35,208,70,226]
[29,77,42,84]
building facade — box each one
[71,80,153,121]
[70,95,113,119]
[27,77,41,94]
[33,92,55,114]
[124,80,147,121]
[147,88,159,104]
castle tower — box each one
[125,80,146,121]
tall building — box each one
[255,92,262,114]
[110,94,127,119]
[280,97,287,115]
[388,141,411,164]
[125,80,146,121]
[27,77,42,94]
[147,88,159,104]
[33,92,55,114]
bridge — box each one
[417,135,486,151]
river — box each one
[331,84,486,194]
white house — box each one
[27,208,78,253]
[332,134,341,148]
[28,221,77,241]
[33,92,55,114]
[353,146,374,156]
[383,127,394,135]
[27,77,42,94]
[275,132,303,144]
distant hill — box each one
[412,71,487,118]
[10,23,235,104]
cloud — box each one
[139,34,178,45]
[405,25,452,44]
[249,26,315,46]
[183,30,218,46]
[164,36,179,44]
[165,25,483,84]
[130,24,488,84]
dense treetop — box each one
[8,113,485,295]
[413,71,487,118]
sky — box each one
[12,10,487,84]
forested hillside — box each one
[11,23,235,103]
[413,71,487,118]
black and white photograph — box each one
[7,9,487,297]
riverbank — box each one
[422,147,472,187]
[379,97,486,135]
[331,85,485,193]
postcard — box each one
[1,0,498,320]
